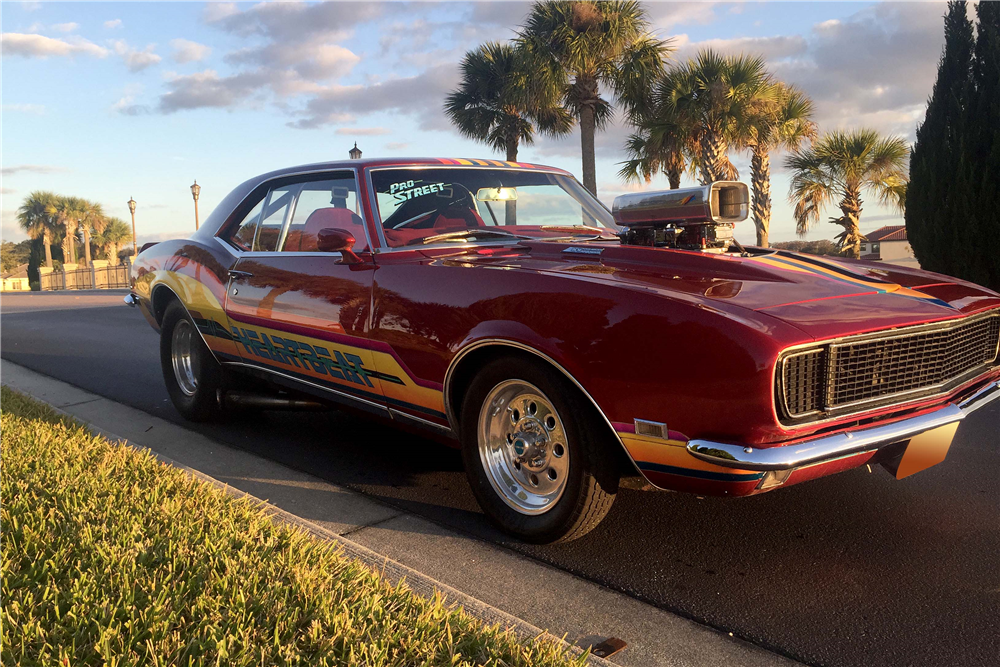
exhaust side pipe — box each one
[220,391,327,412]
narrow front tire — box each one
[460,355,618,543]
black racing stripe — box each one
[774,250,892,283]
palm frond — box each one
[444,39,571,158]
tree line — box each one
[16,192,133,276]
[444,0,911,259]
[907,1,1000,291]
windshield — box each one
[369,167,615,248]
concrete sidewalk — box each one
[1,359,800,667]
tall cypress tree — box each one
[967,2,1000,290]
[906,1,975,278]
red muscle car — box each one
[128,157,1000,543]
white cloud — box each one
[288,63,458,131]
[2,103,45,115]
[51,22,78,33]
[112,95,150,116]
[204,2,382,40]
[170,38,211,64]
[769,2,946,141]
[112,40,162,72]
[673,34,809,61]
[1,33,109,58]
[104,19,123,29]
[647,2,720,30]
[1,164,66,176]
[224,41,359,81]
[157,68,320,113]
[385,142,410,151]
[335,127,391,136]
[203,2,377,84]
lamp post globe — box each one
[349,142,362,160]
[190,180,201,230]
[127,197,137,258]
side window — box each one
[280,175,368,253]
[228,197,264,251]
[254,185,296,252]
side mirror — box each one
[317,228,360,263]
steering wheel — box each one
[392,183,477,229]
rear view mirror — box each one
[317,227,360,263]
[477,187,517,202]
[330,186,350,199]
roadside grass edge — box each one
[1,386,592,667]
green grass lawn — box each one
[1,387,587,667]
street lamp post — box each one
[127,197,137,257]
[349,142,362,160]
[190,180,201,230]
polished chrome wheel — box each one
[170,318,199,397]
[477,380,570,515]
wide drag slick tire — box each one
[460,355,618,543]
[160,300,224,421]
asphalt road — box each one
[3,290,999,667]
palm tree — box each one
[93,217,132,263]
[78,199,107,266]
[659,50,775,183]
[786,129,909,259]
[518,0,670,195]
[445,41,572,162]
[46,196,87,265]
[618,110,689,188]
[17,191,59,268]
[742,83,816,247]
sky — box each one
[1,1,956,247]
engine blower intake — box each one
[612,181,749,253]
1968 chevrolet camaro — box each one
[128,157,1000,543]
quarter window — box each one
[254,185,296,252]
[229,198,264,251]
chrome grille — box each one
[781,349,826,416]
[779,311,1000,422]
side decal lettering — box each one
[230,324,376,388]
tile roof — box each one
[865,225,908,242]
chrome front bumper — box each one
[687,381,1000,471]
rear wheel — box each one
[460,355,618,543]
[160,300,224,421]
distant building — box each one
[859,226,920,269]
[2,263,31,291]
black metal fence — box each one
[40,262,130,291]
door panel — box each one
[224,255,384,406]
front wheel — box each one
[160,300,224,421]
[460,356,618,543]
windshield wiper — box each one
[540,225,607,234]
[539,225,616,241]
[410,228,529,246]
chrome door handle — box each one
[228,269,253,279]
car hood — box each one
[475,241,1000,340]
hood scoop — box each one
[613,182,750,254]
